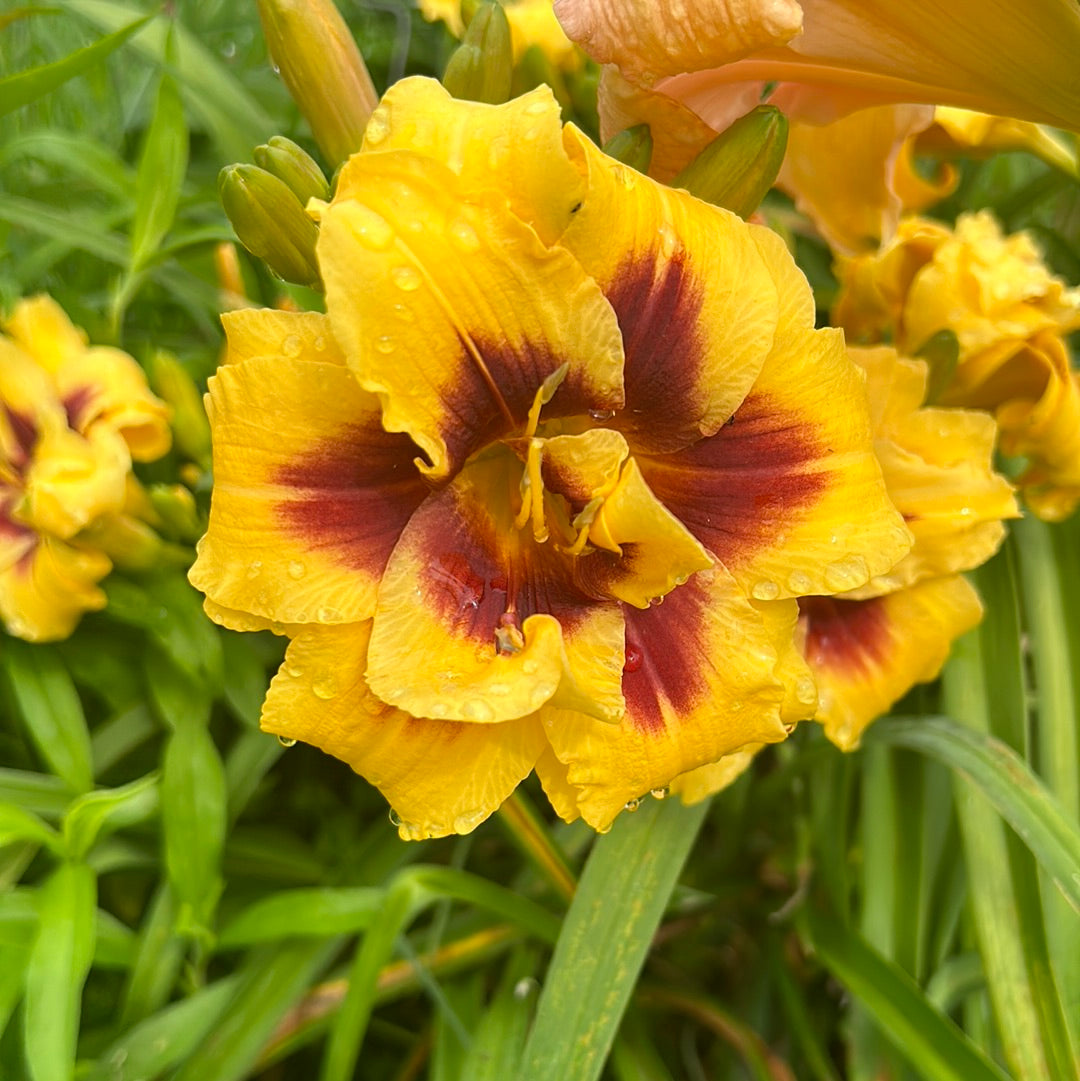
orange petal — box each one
[262,623,547,839]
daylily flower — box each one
[556,1,1080,252]
[834,212,1080,520]
[0,297,172,641]
[191,77,910,837]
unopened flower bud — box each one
[218,164,321,288]
[442,1,513,105]
[151,351,211,467]
[253,136,330,206]
[148,483,205,543]
[603,124,653,174]
[917,329,961,405]
[80,514,189,572]
[256,0,377,167]
[673,105,788,219]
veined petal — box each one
[669,744,762,804]
[541,565,788,830]
[640,226,910,601]
[55,347,171,462]
[801,575,983,750]
[357,77,583,246]
[561,127,780,453]
[0,535,110,642]
[553,0,803,85]
[318,150,624,481]
[596,66,719,183]
[3,295,87,374]
[188,355,427,627]
[261,623,547,839]
[368,453,625,725]
[220,309,347,366]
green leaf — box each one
[129,68,187,273]
[0,769,71,819]
[23,861,97,1081]
[461,947,540,1081]
[3,640,93,793]
[801,908,1011,1081]
[0,13,151,117]
[62,772,159,860]
[0,803,64,853]
[117,884,185,1028]
[218,888,384,948]
[870,717,1080,915]
[518,796,710,1081]
[0,130,134,200]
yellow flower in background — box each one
[0,297,172,641]
[190,77,910,837]
[835,212,1080,520]
[419,0,583,70]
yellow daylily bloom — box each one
[795,346,1016,748]
[191,77,909,837]
[835,212,1080,519]
[0,297,171,642]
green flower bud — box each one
[917,329,961,405]
[673,105,788,219]
[150,351,211,467]
[253,136,330,206]
[442,1,513,105]
[148,484,205,543]
[218,163,321,288]
[256,0,377,168]
[603,124,653,175]
[80,514,189,572]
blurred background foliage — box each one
[1,3,1079,1081]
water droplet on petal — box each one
[795,676,817,705]
[657,222,678,258]
[521,659,539,676]
[623,645,643,674]
[449,218,480,253]
[312,673,339,700]
[287,560,306,579]
[751,580,780,601]
[316,606,341,622]
[282,334,302,358]
[350,204,394,250]
[392,303,414,322]
[277,735,297,748]
[463,698,496,722]
[388,807,403,827]
[365,109,391,145]
[391,265,422,291]
[824,555,869,593]
[375,335,395,354]
[246,560,263,580]
[783,721,798,735]
[525,99,549,117]
[650,786,670,800]
[531,681,557,707]
[787,570,813,594]
[453,808,487,834]
[624,797,641,812]
[588,408,616,421]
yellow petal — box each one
[561,126,780,453]
[261,623,547,840]
[552,0,803,85]
[367,452,625,725]
[669,744,762,805]
[844,346,1017,595]
[55,347,171,462]
[188,355,428,627]
[640,226,911,601]
[318,149,624,481]
[541,565,788,830]
[220,309,347,366]
[0,535,110,642]
[356,76,583,247]
[801,575,983,750]
[505,0,582,70]
[3,295,87,374]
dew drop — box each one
[284,662,303,678]
[656,222,678,258]
[312,673,339,700]
[282,334,302,358]
[596,822,613,835]
[751,579,780,601]
[795,676,817,705]
[787,570,813,594]
[521,659,540,675]
[487,682,510,696]
[618,168,637,190]
[277,735,297,748]
[650,786,670,800]
[588,408,616,421]
[312,335,327,352]
[287,560,306,579]
[531,681,557,706]
[623,645,643,674]
[624,797,642,812]
[375,335,395,354]
[523,126,540,141]
[783,721,798,735]
[449,218,480,253]
[246,560,263,580]
[388,807,403,827]
[463,698,496,722]
[513,977,537,1000]
[364,109,391,146]
[392,302,414,322]
[488,140,510,169]
[391,265,422,291]
[453,808,487,834]
[316,605,341,622]
[525,98,549,117]
[824,555,869,593]
[350,204,394,250]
